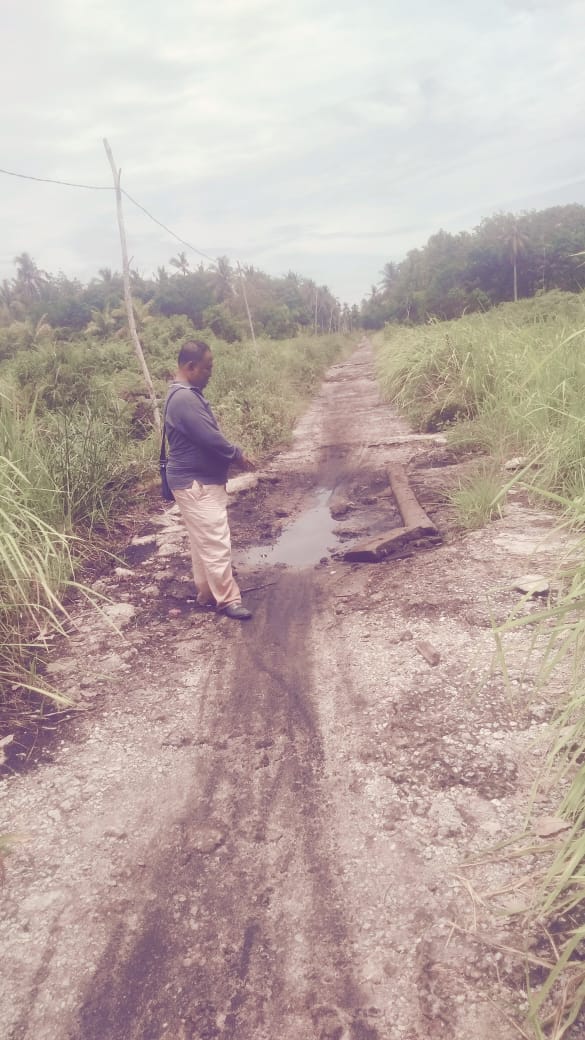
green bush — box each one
[375,291,585,500]
[0,324,352,719]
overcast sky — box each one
[2,0,585,304]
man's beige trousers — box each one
[173,481,241,609]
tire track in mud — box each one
[74,573,380,1040]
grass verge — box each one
[375,292,585,1037]
[0,329,352,733]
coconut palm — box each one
[86,304,119,340]
[380,261,398,294]
[169,252,190,276]
[213,256,235,301]
[14,253,46,303]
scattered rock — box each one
[416,641,441,666]
[0,733,14,766]
[101,653,129,673]
[141,584,160,598]
[130,534,157,547]
[191,827,226,854]
[162,580,194,600]
[156,542,182,558]
[113,567,135,578]
[512,574,550,597]
[329,489,352,519]
[534,815,571,838]
[80,688,100,700]
[162,729,195,748]
[504,456,528,471]
[102,603,137,626]
[227,472,259,495]
[45,659,79,676]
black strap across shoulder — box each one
[159,385,189,465]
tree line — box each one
[0,252,359,360]
[361,203,585,328]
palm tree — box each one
[169,251,190,276]
[213,256,235,301]
[112,298,153,334]
[14,253,46,303]
[0,279,14,310]
[86,304,119,340]
[380,262,398,294]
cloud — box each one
[1,0,585,302]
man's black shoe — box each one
[223,603,253,620]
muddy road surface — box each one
[1,343,573,1039]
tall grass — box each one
[0,450,73,715]
[375,292,585,501]
[206,333,351,454]
[376,291,585,1037]
[0,328,352,725]
[495,518,585,1039]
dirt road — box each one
[0,343,573,1039]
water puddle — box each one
[241,488,347,568]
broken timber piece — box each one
[342,463,441,562]
[343,525,429,562]
[416,640,441,666]
[387,463,439,535]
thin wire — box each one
[0,165,112,191]
[121,189,217,265]
[0,163,220,267]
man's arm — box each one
[168,390,241,463]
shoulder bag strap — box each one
[160,386,189,465]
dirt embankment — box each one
[0,343,575,1039]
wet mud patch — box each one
[232,467,402,571]
[0,702,79,776]
[118,524,160,567]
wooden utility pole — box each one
[103,139,161,434]
[236,261,257,351]
[512,224,519,303]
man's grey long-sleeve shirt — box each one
[164,382,243,489]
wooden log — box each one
[387,463,438,535]
[343,525,430,562]
[416,641,441,666]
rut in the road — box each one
[75,573,381,1040]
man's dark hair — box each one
[178,339,211,366]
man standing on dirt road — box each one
[164,339,256,621]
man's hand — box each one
[240,453,257,472]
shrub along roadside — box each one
[375,291,585,507]
[0,330,353,730]
[375,292,585,1037]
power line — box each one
[121,189,217,266]
[0,165,112,191]
[0,164,219,267]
